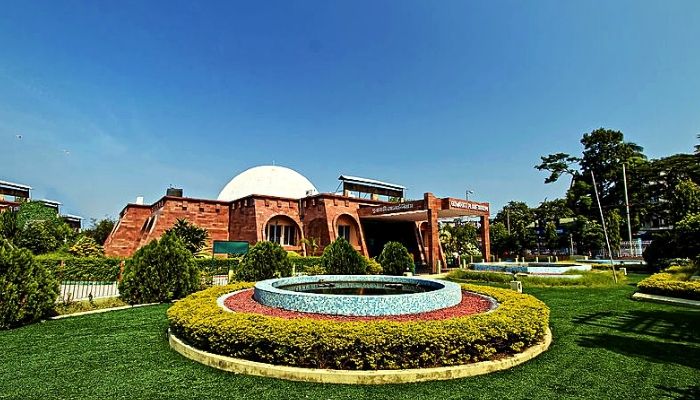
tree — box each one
[83,218,115,245]
[606,209,623,255]
[535,153,580,186]
[440,223,479,256]
[669,180,700,225]
[119,232,200,304]
[0,239,59,329]
[321,237,367,275]
[69,235,103,257]
[571,217,604,256]
[12,202,74,253]
[165,218,209,254]
[236,241,292,281]
[493,201,536,255]
[377,242,414,275]
[543,221,560,252]
[489,222,509,258]
[15,221,58,254]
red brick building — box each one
[104,166,490,273]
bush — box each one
[235,241,291,281]
[168,283,550,370]
[377,242,414,275]
[35,255,122,281]
[289,256,323,272]
[119,233,200,304]
[320,238,367,275]
[366,258,383,275]
[637,265,700,301]
[195,257,240,277]
[15,221,58,255]
[68,236,103,257]
[0,239,59,329]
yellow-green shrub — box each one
[637,273,700,301]
[167,283,550,370]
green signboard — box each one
[213,240,249,255]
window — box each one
[338,224,351,241]
[267,223,297,246]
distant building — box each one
[104,165,491,273]
[0,179,82,231]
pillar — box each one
[480,215,490,261]
[424,193,441,274]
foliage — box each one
[447,269,623,287]
[0,209,19,241]
[16,201,58,228]
[235,241,291,281]
[0,239,59,329]
[165,218,209,254]
[366,257,383,275]
[377,241,414,275]
[167,283,549,370]
[605,209,622,254]
[493,201,536,255]
[299,237,320,256]
[637,271,700,301]
[35,254,122,281]
[119,232,200,304]
[68,235,103,257]
[320,237,368,275]
[82,218,115,245]
[440,223,479,256]
[488,221,509,257]
[15,221,58,254]
[194,257,240,277]
[644,213,700,267]
[570,217,604,255]
[669,180,700,224]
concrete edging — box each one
[632,292,700,308]
[168,327,552,384]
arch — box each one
[264,215,302,247]
[333,213,362,247]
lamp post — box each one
[465,189,474,201]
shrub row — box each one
[446,269,624,287]
[637,272,700,301]
[35,255,122,281]
[167,283,550,370]
[195,258,240,276]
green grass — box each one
[1,274,698,400]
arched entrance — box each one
[334,214,361,248]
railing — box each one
[58,281,119,303]
[57,274,231,303]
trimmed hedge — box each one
[288,256,323,273]
[35,255,122,282]
[167,283,549,370]
[447,269,624,287]
[637,270,700,301]
[446,269,514,284]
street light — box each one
[465,189,474,201]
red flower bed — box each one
[223,289,494,322]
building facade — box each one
[104,166,490,273]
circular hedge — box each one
[167,283,549,370]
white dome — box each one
[217,165,318,201]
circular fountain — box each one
[253,275,464,316]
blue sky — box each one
[1,1,698,222]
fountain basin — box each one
[253,275,463,316]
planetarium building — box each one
[104,166,490,273]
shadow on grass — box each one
[577,334,700,369]
[656,385,700,400]
[572,310,700,344]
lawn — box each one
[1,275,698,400]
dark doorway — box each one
[360,220,421,261]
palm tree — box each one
[300,237,319,256]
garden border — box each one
[168,327,552,384]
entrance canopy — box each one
[358,198,489,221]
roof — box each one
[217,165,318,202]
[0,179,32,190]
[338,175,405,191]
[61,214,83,220]
[36,199,62,206]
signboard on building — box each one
[213,240,249,255]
